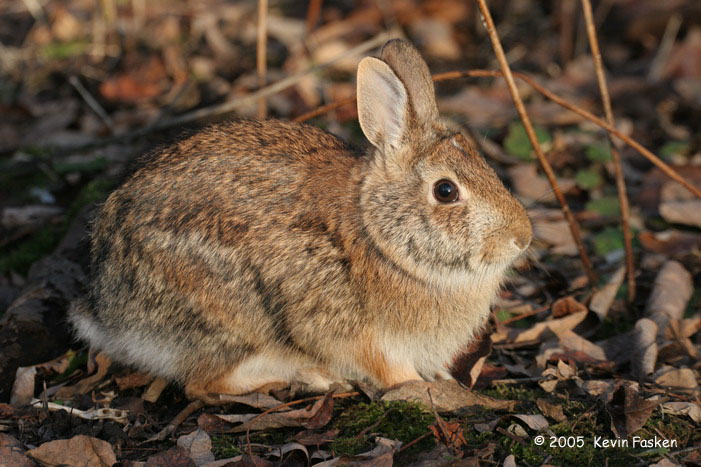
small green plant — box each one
[504,122,551,160]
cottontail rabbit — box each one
[69,39,532,402]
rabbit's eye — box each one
[433,179,459,203]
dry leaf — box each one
[473,418,501,433]
[536,399,566,422]
[429,419,467,453]
[9,366,37,407]
[0,434,33,467]
[381,380,516,412]
[646,261,693,337]
[147,446,196,466]
[212,392,284,410]
[217,393,334,433]
[26,435,117,466]
[552,296,587,318]
[450,328,492,388]
[631,318,658,380]
[661,401,701,423]
[589,266,625,322]
[659,200,701,228]
[639,230,701,255]
[653,366,698,394]
[512,414,549,431]
[493,311,590,344]
[606,384,660,439]
[336,437,402,466]
[177,429,215,466]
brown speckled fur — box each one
[69,40,531,402]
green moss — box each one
[0,224,63,274]
[0,178,113,275]
[40,40,90,60]
[67,178,113,219]
[483,383,541,403]
[331,400,434,457]
[211,435,244,459]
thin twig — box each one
[648,13,682,82]
[292,96,355,122]
[68,75,115,133]
[499,305,549,325]
[305,0,324,34]
[398,431,432,452]
[476,0,597,286]
[256,0,268,119]
[246,391,360,427]
[580,0,635,302]
[142,399,205,443]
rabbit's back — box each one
[75,120,368,385]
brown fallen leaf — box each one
[100,56,169,103]
[212,393,334,433]
[335,437,402,467]
[645,261,693,338]
[429,419,467,454]
[177,429,215,466]
[146,446,196,466]
[536,399,566,422]
[0,434,33,467]
[539,360,579,393]
[631,318,658,380]
[26,435,117,467]
[492,311,590,344]
[10,350,75,406]
[213,392,284,410]
[659,200,701,228]
[381,380,516,412]
[293,428,339,446]
[474,418,501,434]
[589,266,625,322]
[9,366,37,407]
[552,296,587,318]
[639,230,701,256]
[661,401,701,423]
[653,366,699,394]
[450,328,492,388]
[512,414,549,431]
[606,384,661,439]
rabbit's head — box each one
[357,39,531,288]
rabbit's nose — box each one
[512,225,532,250]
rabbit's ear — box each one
[380,39,439,126]
[357,56,409,151]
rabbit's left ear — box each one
[357,56,409,152]
[380,39,439,127]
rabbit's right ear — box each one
[357,57,409,152]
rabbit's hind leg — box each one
[185,350,302,404]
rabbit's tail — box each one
[67,297,107,349]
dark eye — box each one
[433,179,459,203]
